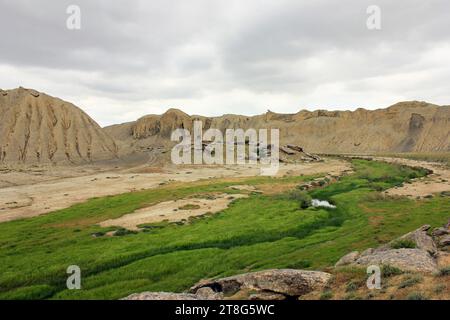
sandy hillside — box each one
[105,102,450,155]
[0,87,118,164]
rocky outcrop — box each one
[335,224,450,273]
[122,269,331,300]
[189,269,332,299]
[439,235,450,247]
[353,248,438,273]
[132,109,192,139]
[335,251,360,267]
[387,224,437,256]
[123,292,204,300]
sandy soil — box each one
[0,159,350,223]
[372,157,450,198]
[100,193,248,230]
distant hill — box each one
[105,101,450,155]
[0,87,118,164]
[1,87,448,165]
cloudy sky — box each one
[1,0,450,126]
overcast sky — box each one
[1,0,450,126]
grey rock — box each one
[122,292,203,300]
[28,89,40,97]
[432,227,449,237]
[335,251,360,267]
[438,234,450,247]
[190,269,331,298]
[195,287,223,300]
[249,292,286,300]
[361,248,375,256]
[389,225,437,256]
[353,248,438,273]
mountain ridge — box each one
[1,87,449,165]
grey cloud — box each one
[0,0,450,124]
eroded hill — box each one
[0,87,118,164]
[105,102,450,155]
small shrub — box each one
[344,292,361,300]
[345,280,359,292]
[407,292,428,300]
[381,265,403,277]
[286,260,311,269]
[390,239,416,249]
[438,266,450,276]
[398,275,422,289]
[320,290,333,300]
[286,190,312,209]
[433,284,446,294]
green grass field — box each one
[0,159,448,299]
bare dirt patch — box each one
[373,157,450,198]
[99,193,248,230]
[0,158,350,223]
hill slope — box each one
[105,101,450,154]
[0,87,118,164]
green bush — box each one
[320,290,333,300]
[286,190,312,209]
[438,266,450,276]
[390,239,416,249]
[382,265,403,277]
[345,280,360,292]
[433,284,446,294]
[286,260,311,269]
[407,292,428,300]
[398,275,422,289]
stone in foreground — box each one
[353,248,438,273]
[190,269,332,299]
[123,292,203,300]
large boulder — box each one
[438,235,450,247]
[189,269,331,299]
[432,227,449,237]
[335,251,360,267]
[123,292,203,300]
[388,225,437,256]
[353,248,438,273]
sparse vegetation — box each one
[438,266,450,276]
[398,275,422,289]
[345,280,360,292]
[381,265,403,278]
[407,292,428,300]
[320,290,333,300]
[433,284,446,294]
[390,239,417,249]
